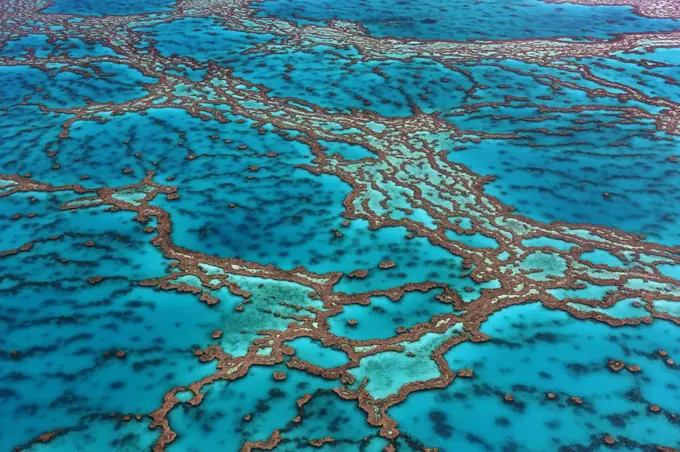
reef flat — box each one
[1,0,680,450]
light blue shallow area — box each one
[328,289,454,341]
[285,337,349,368]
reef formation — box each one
[1,0,680,450]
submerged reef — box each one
[1,0,680,450]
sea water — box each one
[1,0,679,450]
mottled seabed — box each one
[1,0,680,450]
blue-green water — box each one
[1,0,680,450]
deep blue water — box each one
[1,0,680,451]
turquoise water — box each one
[256,0,680,40]
[1,0,680,450]
[391,303,680,450]
[44,0,174,15]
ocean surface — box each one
[1,0,680,450]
